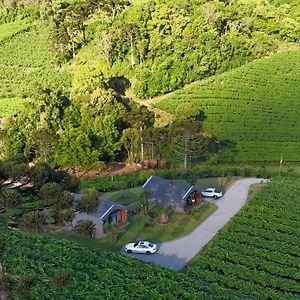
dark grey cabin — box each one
[142,175,201,212]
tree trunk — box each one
[130,35,135,68]
[183,138,188,171]
[151,142,154,160]
[140,126,144,168]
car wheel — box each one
[127,249,132,253]
[146,251,151,255]
[213,195,217,199]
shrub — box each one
[52,271,71,288]
[75,220,95,237]
[61,174,80,192]
[0,189,21,208]
[14,275,35,298]
[0,237,6,258]
[21,211,45,231]
[76,194,98,213]
[55,209,74,224]
[54,191,73,209]
[39,182,63,204]
[0,274,15,295]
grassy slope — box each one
[0,21,71,117]
[156,51,300,162]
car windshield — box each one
[134,242,138,247]
[215,189,221,193]
[149,243,153,247]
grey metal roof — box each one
[81,198,126,220]
[142,175,200,202]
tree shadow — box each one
[196,110,207,122]
[108,76,131,96]
[218,139,238,162]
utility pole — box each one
[278,154,283,176]
[183,138,188,172]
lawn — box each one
[102,187,144,205]
[47,201,218,252]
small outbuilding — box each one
[71,198,127,238]
[142,175,201,212]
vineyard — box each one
[1,177,299,299]
[156,51,300,162]
[0,21,71,116]
[185,177,300,299]
[1,230,237,299]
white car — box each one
[125,241,157,255]
[201,188,223,199]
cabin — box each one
[142,175,201,212]
[71,198,127,238]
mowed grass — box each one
[102,187,144,205]
[156,51,300,162]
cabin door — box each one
[195,191,201,204]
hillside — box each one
[1,177,299,299]
[0,21,71,116]
[156,51,300,162]
[0,0,299,166]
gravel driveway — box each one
[122,178,269,271]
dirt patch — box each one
[69,162,142,178]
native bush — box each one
[0,189,22,208]
[76,194,98,213]
[21,211,45,231]
[75,219,95,238]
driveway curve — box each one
[122,178,269,271]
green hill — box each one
[156,51,300,162]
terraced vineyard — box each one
[185,177,300,299]
[156,51,300,162]
[0,21,71,116]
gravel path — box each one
[122,178,269,271]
